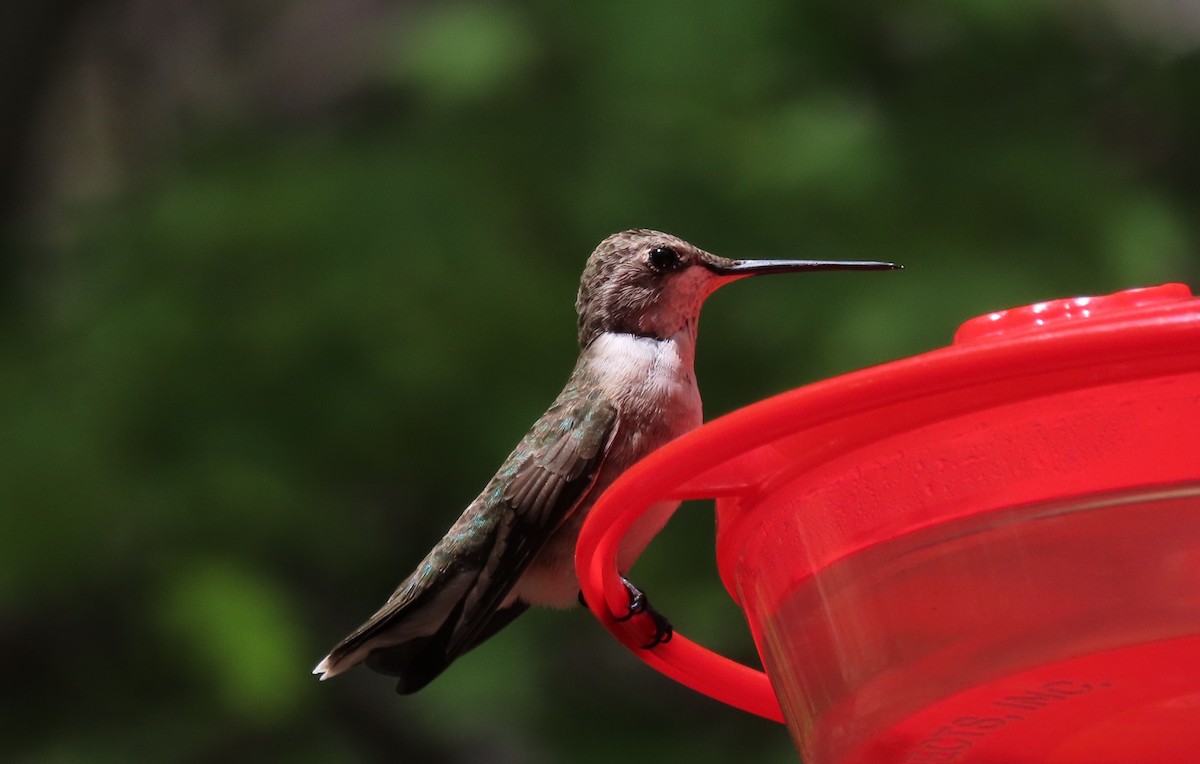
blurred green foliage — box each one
[2,1,1198,762]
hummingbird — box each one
[313,229,898,693]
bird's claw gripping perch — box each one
[616,576,673,649]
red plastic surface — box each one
[952,283,1193,344]
[575,284,1200,760]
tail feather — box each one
[365,600,531,694]
[312,644,371,682]
[312,656,334,680]
[312,570,531,693]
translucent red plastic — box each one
[575,284,1200,762]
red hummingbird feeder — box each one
[576,283,1200,763]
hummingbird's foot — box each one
[613,577,645,622]
[615,576,673,649]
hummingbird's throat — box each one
[631,267,727,343]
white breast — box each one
[585,332,703,568]
[585,331,703,431]
[511,331,704,608]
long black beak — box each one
[707,258,901,276]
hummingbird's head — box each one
[575,229,898,348]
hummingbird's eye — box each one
[647,245,683,272]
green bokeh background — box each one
[3,1,1198,762]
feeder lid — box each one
[953,282,1193,343]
